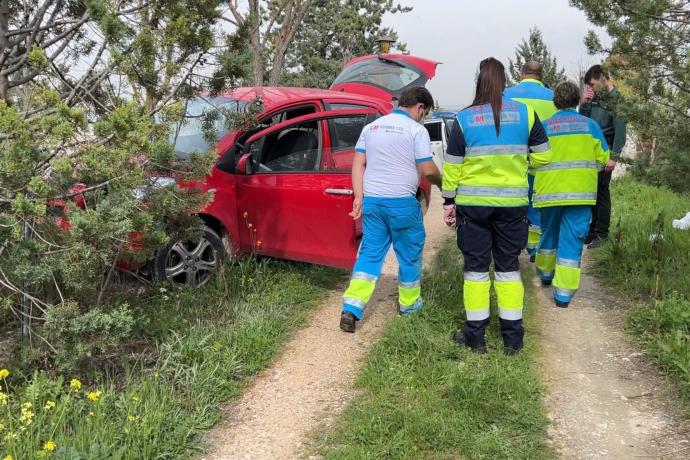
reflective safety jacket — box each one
[533,109,610,208]
[504,79,558,122]
[442,98,552,207]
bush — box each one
[632,147,690,195]
[42,303,135,372]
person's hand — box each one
[604,159,617,174]
[443,204,456,227]
[583,85,595,103]
[349,195,363,220]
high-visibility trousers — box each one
[536,205,592,302]
[456,205,528,349]
[342,196,425,319]
[526,173,541,256]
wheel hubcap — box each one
[164,237,218,287]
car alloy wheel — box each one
[156,225,225,288]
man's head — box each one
[521,61,543,82]
[398,86,434,122]
[584,64,611,91]
[553,80,581,110]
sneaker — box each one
[541,279,552,286]
[504,345,523,356]
[339,312,357,333]
[585,233,595,245]
[451,330,487,354]
[555,300,569,308]
[588,236,608,249]
[399,298,423,316]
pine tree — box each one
[508,27,566,88]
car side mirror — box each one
[237,153,253,175]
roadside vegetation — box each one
[591,178,690,405]
[317,242,552,459]
[0,259,342,459]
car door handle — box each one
[325,188,354,195]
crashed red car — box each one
[139,53,440,287]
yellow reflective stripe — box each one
[442,189,457,199]
[498,307,523,320]
[343,278,375,304]
[494,279,524,311]
[464,271,490,282]
[463,279,491,313]
[444,154,464,164]
[554,264,581,291]
[455,196,528,207]
[530,142,550,153]
[398,285,421,307]
[442,162,463,199]
[495,271,521,282]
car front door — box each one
[235,110,376,269]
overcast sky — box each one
[384,0,610,107]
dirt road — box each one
[201,191,451,460]
[535,260,690,459]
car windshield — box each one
[332,59,423,92]
[170,96,247,159]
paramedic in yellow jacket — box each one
[534,80,610,307]
[442,58,552,355]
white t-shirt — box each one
[355,109,432,198]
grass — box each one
[591,178,690,407]
[317,241,553,459]
[1,258,343,459]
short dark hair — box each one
[553,80,581,109]
[584,64,609,84]
[398,86,434,109]
[521,61,543,80]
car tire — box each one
[154,225,226,288]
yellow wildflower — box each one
[4,454,13,460]
[0,392,7,406]
[86,390,102,402]
[69,379,81,391]
[127,415,137,422]
[0,421,4,431]
[0,369,8,379]
[131,395,139,402]
[88,411,94,417]
[44,400,56,410]
[21,402,31,409]
[43,440,57,452]
[19,406,34,425]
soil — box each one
[535,257,690,459]
[200,190,451,460]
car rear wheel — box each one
[154,225,225,288]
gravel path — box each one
[201,190,451,460]
[535,258,690,459]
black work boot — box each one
[452,330,487,354]
[339,312,357,333]
[587,235,608,249]
[500,318,524,356]
[555,300,569,308]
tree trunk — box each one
[267,0,311,86]
[249,0,263,86]
[0,0,11,101]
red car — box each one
[154,54,439,287]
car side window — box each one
[425,121,443,142]
[324,115,369,172]
[251,120,322,173]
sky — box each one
[383,0,610,107]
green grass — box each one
[592,178,690,408]
[317,242,553,460]
[1,259,343,459]
[590,177,690,300]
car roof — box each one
[221,86,389,111]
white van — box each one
[424,112,456,171]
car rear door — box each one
[235,109,376,269]
[330,54,439,103]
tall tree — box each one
[280,0,411,89]
[225,0,313,86]
[508,27,566,88]
[570,0,690,192]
